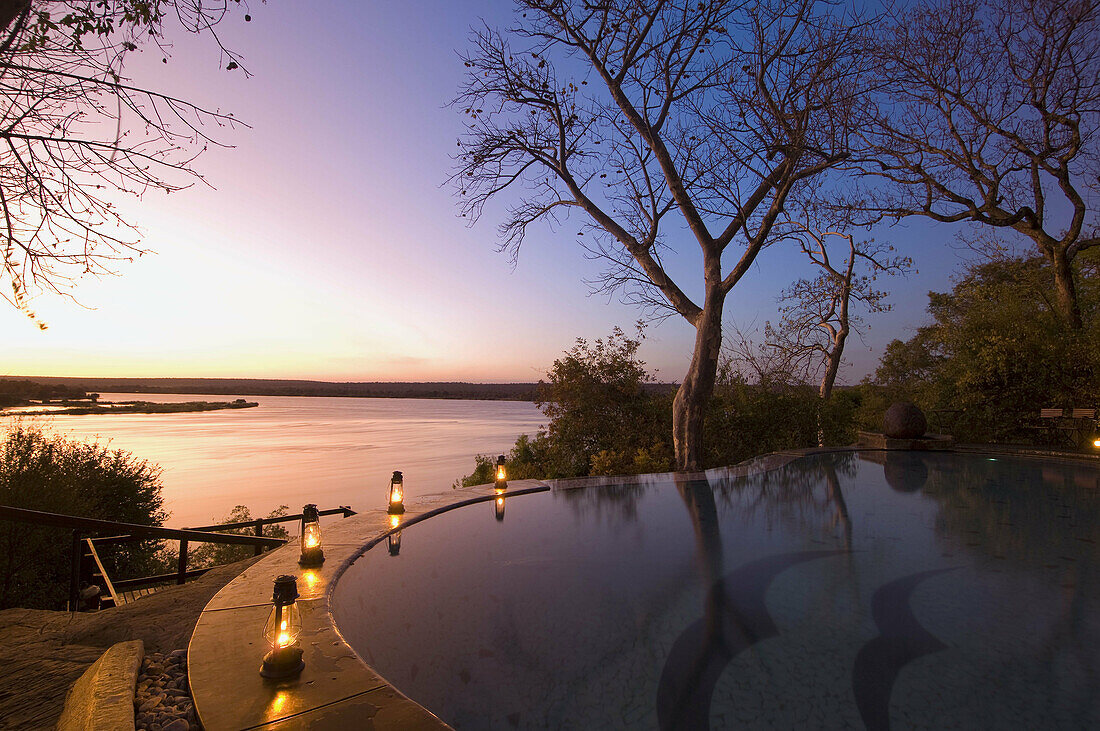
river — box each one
[9,394,544,527]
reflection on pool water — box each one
[332,452,1100,729]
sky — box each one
[1,0,981,385]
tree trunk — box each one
[819,329,847,401]
[1050,248,1083,331]
[672,292,726,471]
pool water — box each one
[332,452,1100,729]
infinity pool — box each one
[332,452,1099,729]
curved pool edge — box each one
[187,443,1099,729]
[186,480,545,730]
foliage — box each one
[187,504,290,569]
[533,326,672,477]
[868,253,1100,442]
[453,0,871,469]
[457,325,860,485]
[860,0,1100,329]
[0,424,165,610]
[703,364,860,467]
[763,219,912,398]
[0,378,88,407]
[0,1,253,324]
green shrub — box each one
[186,505,290,568]
[456,326,861,485]
[868,254,1100,443]
[0,425,165,610]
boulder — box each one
[883,401,927,439]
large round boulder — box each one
[883,401,927,439]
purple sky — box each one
[2,1,978,385]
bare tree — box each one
[0,1,251,326]
[764,218,911,400]
[452,0,869,469]
[861,0,1100,330]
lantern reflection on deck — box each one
[260,575,304,678]
[494,489,506,522]
[388,470,405,515]
[495,454,507,489]
[388,514,402,555]
[298,504,324,568]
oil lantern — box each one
[388,470,405,515]
[260,575,304,678]
[298,504,324,568]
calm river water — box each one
[10,394,544,527]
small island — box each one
[8,399,260,416]
[0,380,258,415]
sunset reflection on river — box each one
[8,394,543,527]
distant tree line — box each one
[0,379,89,407]
[0,377,546,402]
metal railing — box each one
[0,504,356,610]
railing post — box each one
[253,519,264,556]
[177,538,188,585]
[69,530,82,611]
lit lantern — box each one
[388,470,405,515]
[494,490,506,522]
[495,454,507,489]
[298,504,324,568]
[260,575,304,678]
[1093,437,1100,449]
[388,514,402,555]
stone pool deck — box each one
[187,480,554,730]
[8,441,1095,730]
[0,556,263,730]
[185,452,836,730]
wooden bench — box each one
[1022,408,1073,447]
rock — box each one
[162,720,190,731]
[883,401,927,438]
[138,693,165,713]
[168,649,187,659]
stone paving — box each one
[187,481,550,730]
[0,556,262,730]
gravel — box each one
[134,649,200,731]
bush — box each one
[186,505,290,568]
[704,374,859,467]
[456,326,860,485]
[868,254,1100,443]
[0,425,165,610]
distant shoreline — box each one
[3,399,260,416]
[0,376,679,402]
[0,376,542,402]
